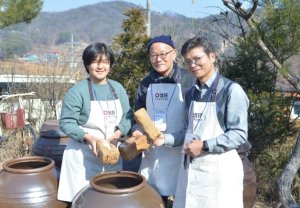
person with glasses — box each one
[57,42,133,203]
[131,35,195,207]
[172,35,252,208]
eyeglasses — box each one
[184,54,207,67]
[149,49,174,61]
[91,59,110,66]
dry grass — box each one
[0,60,85,81]
[0,129,34,167]
[0,60,77,167]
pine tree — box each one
[111,8,151,106]
[0,0,43,28]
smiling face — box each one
[82,42,115,85]
[184,47,216,84]
[149,42,176,77]
[88,55,110,84]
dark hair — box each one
[82,42,114,73]
[181,35,215,57]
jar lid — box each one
[40,120,67,138]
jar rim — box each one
[90,171,146,194]
[2,156,55,174]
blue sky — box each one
[42,0,228,18]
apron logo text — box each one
[193,112,204,120]
[154,92,168,100]
[103,110,116,117]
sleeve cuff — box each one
[206,138,216,153]
[131,123,145,134]
[116,125,126,136]
[164,133,175,146]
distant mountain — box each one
[0,0,225,58]
[0,1,298,90]
[0,1,134,45]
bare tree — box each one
[222,0,300,207]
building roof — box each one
[0,74,76,84]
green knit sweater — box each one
[59,78,133,143]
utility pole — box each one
[146,0,151,36]
[65,33,79,68]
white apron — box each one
[57,81,123,202]
[139,83,185,196]
[173,83,243,208]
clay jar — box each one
[32,120,70,168]
[0,156,68,208]
[72,171,164,208]
[238,143,257,208]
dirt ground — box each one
[166,197,275,208]
[254,201,273,208]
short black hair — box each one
[82,42,114,73]
[181,35,215,57]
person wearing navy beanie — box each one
[146,35,175,51]
[131,35,195,207]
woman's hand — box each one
[183,140,203,157]
[84,134,102,156]
[108,129,122,146]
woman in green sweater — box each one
[57,42,133,202]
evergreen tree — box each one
[0,0,43,28]
[221,35,295,202]
[222,0,300,206]
[1,32,33,58]
[262,0,300,63]
[111,8,151,106]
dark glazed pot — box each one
[0,156,68,208]
[72,171,165,208]
[238,142,257,208]
[32,120,70,168]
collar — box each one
[151,63,179,83]
[195,71,218,91]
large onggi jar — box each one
[72,171,165,208]
[0,156,68,207]
[238,143,257,208]
[32,120,70,169]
